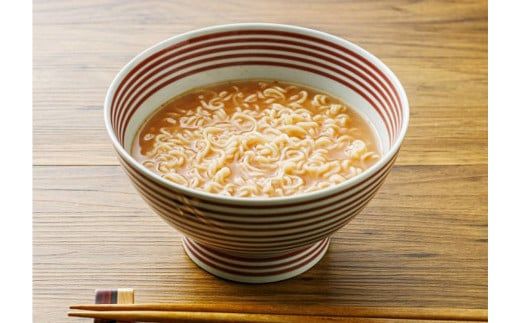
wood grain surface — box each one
[33,0,487,322]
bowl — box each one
[104,23,409,283]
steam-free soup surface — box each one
[132,80,380,197]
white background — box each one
[488,1,519,321]
[0,0,32,322]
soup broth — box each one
[132,80,380,197]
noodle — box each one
[132,80,380,197]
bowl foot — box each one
[181,237,330,283]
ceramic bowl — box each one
[104,23,409,283]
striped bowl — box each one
[104,23,409,283]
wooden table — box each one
[34,0,487,321]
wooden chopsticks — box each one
[68,310,339,322]
[69,303,488,322]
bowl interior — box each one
[123,68,390,153]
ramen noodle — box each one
[132,80,380,197]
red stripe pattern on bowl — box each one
[105,25,408,283]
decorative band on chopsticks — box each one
[94,288,135,323]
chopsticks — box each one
[68,310,335,322]
[69,303,488,322]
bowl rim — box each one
[104,23,409,206]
